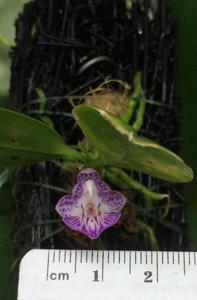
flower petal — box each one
[102,191,126,213]
[100,212,121,228]
[55,195,74,217]
[96,180,110,198]
[63,216,82,232]
[72,182,83,200]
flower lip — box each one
[55,168,126,239]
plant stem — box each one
[121,96,138,123]
[64,146,83,162]
[107,168,169,201]
[103,169,129,190]
[137,219,159,250]
[132,97,146,132]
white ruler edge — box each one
[17,249,197,300]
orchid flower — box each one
[55,168,126,239]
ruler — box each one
[17,249,197,300]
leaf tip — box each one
[182,165,194,183]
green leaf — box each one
[73,104,193,183]
[0,107,80,167]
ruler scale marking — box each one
[80,250,83,263]
[118,251,121,263]
[107,250,110,264]
[151,251,153,264]
[74,251,77,274]
[58,250,61,262]
[135,251,137,264]
[167,251,169,264]
[188,251,191,265]
[52,250,55,263]
[101,251,104,282]
[96,250,99,263]
[178,251,180,265]
[145,251,147,264]
[129,251,131,274]
[140,251,142,264]
[156,251,159,283]
[183,252,186,275]
[91,250,94,263]
[46,250,50,281]
[69,250,72,263]
[172,251,174,264]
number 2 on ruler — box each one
[144,271,153,283]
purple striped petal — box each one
[63,216,82,232]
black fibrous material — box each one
[10,0,187,255]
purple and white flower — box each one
[55,168,126,239]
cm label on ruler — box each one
[17,249,197,300]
